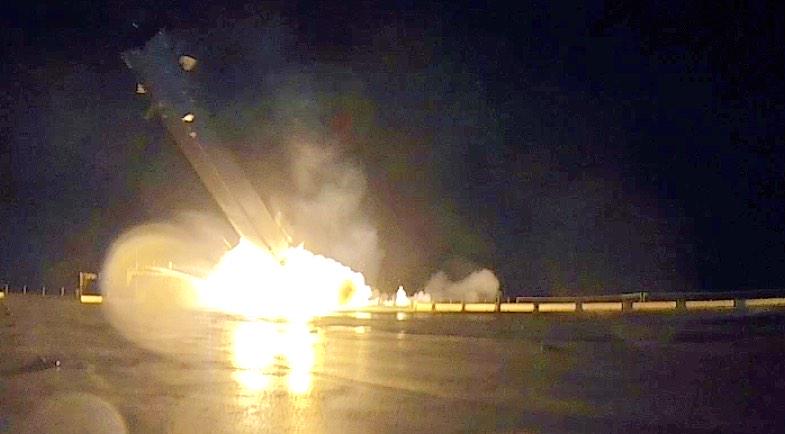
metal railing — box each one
[1,283,77,298]
[515,289,785,304]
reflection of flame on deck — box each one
[231,321,319,395]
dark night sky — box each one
[1,1,783,294]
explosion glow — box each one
[395,285,410,307]
[196,238,372,320]
[120,33,380,324]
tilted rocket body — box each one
[123,32,290,254]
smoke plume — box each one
[285,138,383,283]
[422,268,500,302]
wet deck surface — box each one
[2,295,785,433]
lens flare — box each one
[196,238,372,320]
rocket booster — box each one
[123,32,290,254]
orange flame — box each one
[196,238,371,320]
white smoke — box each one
[422,268,500,302]
[284,138,383,283]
